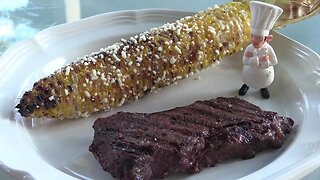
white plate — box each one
[0,9,320,180]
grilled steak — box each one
[89,97,294,180]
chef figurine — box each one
[238,1,283,99]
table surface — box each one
[0,0,319,179]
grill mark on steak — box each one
[167,101,261,129]
[95,112,208,160]
[89,97,294,180]
[198,100,264,121]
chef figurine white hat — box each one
[250,1,283,36]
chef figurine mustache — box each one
[238,1,283,99]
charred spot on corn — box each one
[15,2,251,119]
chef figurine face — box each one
[251,34,265,48]
[251,34,273,49]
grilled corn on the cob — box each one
[16,2,251,119]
